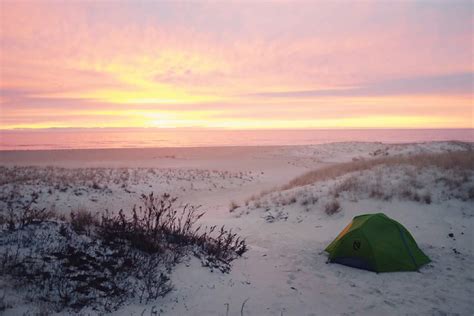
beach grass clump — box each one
[229,201,240,212]
[0,192,57,230]
[70,208,100,235]
[300,193,318,206]
[324,199,341,216]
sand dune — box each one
[1,141,472,315]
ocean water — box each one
[0,128,472,150]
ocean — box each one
[0,128,472,151]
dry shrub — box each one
[469,186,474,200]
[422,193,432,204]
[2,193,56,230]
[244,188,272,205]
[1,192,247,313]
[324,200,341,215]
[70,208,99,234]
[369,187,387,200]
[99,193,247,267]
[229,201,240,212]
[0,294,12,313]
[332,177,358,198]
[99,193,203,253]
[300,193,318,206]
[1,223,172,312]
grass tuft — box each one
[324,199,341,216]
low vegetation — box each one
[328,161,473,203]
[324,199,341,216]
[283,150,473,191]
[245,150,473,220]
[0,193,247,313]
[0,166,258,214]
[229,201,240,212]
[70,208,99,234]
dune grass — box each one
[245,150,473,205]
[282,150,473,191]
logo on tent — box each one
[353,240,361,251]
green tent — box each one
[325,213,430,272]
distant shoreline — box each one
[2,127,473,132]
[0,139,473,153]
[1,128,472,151]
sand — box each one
[1,141,473,315]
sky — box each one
[0,0,472,130]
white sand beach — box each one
[1,141,473,315]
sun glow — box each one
[59,88,221,105]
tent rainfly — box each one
[325,213,430,272]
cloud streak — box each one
[247,73,474,98]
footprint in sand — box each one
[287,273,297,285]
[383,300,398,308]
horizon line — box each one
[1,127,473,132]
